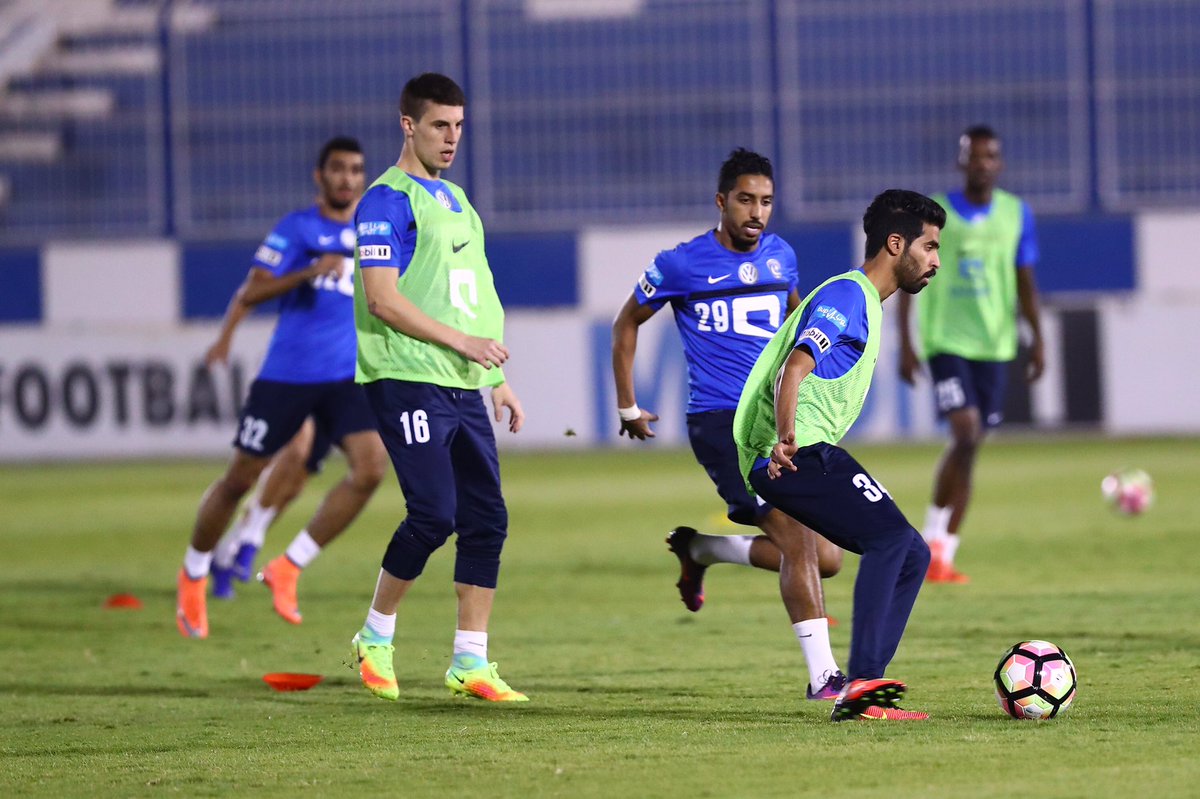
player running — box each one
[202,272,335,598]
[735,189,944,721]
[175,136,387,638]
[612,148,846,701]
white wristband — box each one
[618,404,641,422]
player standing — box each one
[735,189,944,721]
[175,137,387,638]
[612,148,847,701]
[897,126,1045,583]
[347,73,527,703]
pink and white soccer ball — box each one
[994,640,1077,720]
[1101,468,1154,515]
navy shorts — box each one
[305,425,334,474]
[748,443,912,556]
[928,354,1008,428]
[687,409,770,525]
[234,378,376,459]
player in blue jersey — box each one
[176,137,388,639]
[612,148,847,701]
[897,126,1046,584]
[203,298,334,598]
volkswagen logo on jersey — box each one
[767,258,782,279]
[435,189,453,209]
[738,262,758,284]
[340,228,356,251]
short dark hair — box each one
[862,189,946,259]
[718,148,773,195]
[400,73,466,120]
[317,136,362,169]
[962,124,999,143]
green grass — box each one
[2,435,1199,797]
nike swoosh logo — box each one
[451,673,466,684]
[707,274,731,284]
[797,634,813,638]
[318,235,335,245]
[452,240,470,253]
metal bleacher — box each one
[1,0,1199,245]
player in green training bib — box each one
[897,126,1046,584]
[348,73,528,703]
[734,189,945,721]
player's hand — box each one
[491,383,524,433]
[455,335,509,369]
[899,342,921,385]
[768,432,799,479]
[1026,336,1045,383]
[618,409,659,440]
[204,338,231,367]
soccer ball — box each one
[1101,468,1154,515]
[994,640,1077,720]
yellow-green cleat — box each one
[445,654,528,702]
[350,632,398,701]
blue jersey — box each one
[254,205,358,383]
[944,190,1039,268]
[354,174,464,275]
[634,230,799,413]
[793,270,871,379]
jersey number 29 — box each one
[694,295,780,338]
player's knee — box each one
[349,456,386,493]
[910,530,931,571]
[818,543,844,578]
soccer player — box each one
[347,73,527,703]
[611,148,847,701]
[897,126,1045,584]
[175,136,388,638]
[734,189,944,721]
[203,278,335,598]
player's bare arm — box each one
[205,285,252,367]
[490,382,524,434]
[1016,267,1045,383]
[768,346,816,479]
[360,266,508,368]
[611,293,661,439]
[896,291,921,385]
[239,254,345,307]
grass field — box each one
[3,435,1199,797]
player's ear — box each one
[715,191,726,213]
[887,232,904,256]
[399,114,414,137]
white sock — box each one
[453,629,488,660]
[237,499,277,549]
[943,533,961,566]
[212,531,241,569]
[284,530,321,569]
[923,505,952,544]
[365,608,395,641]
[793,618,840,690]
[690,534,754,566]
[183,546,212,580]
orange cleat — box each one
[939,565,970,584]
[259,556,302,624]
[176,568,209,639]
